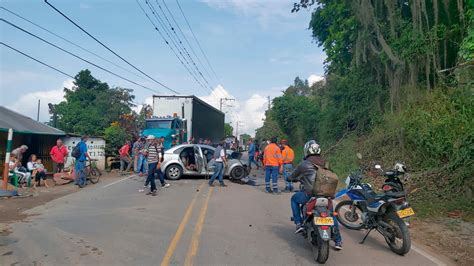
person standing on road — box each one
[50,139,68,173]
[119,141,133,174]
[287,140,342,249]
[209,139,227,187]
[75,135,90,188]
[133,137,147,176]
[263,137,283,193]
[281,139,295,192]
[157,136,170,189]
[248,139,260,170]
[144,135,159,196]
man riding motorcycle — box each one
[288,140,343,250]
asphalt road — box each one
[1,171,447,266]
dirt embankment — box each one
[411,218,474,266]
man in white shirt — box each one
[208,139,227,187]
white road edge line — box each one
[102,174,137,189]
[412,245,447,266]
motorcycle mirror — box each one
[375,164,382,169]
[356,153,362,160]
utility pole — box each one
[37,99,41,121]
[235,121,244,138]
[220,97,235,111]
[267,96,271,110]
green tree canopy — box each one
[224,123,234,137]
[52,70,136,136]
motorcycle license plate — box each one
[314,217,334,226]
[397,207,415,218]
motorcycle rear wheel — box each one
[335,200,364,230]
[382,212,411,255]
[311,234,329,264]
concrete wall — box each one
[63,137,106,170]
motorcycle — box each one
[334,169,412,255]
[376,163,414,226]
[294,195,335,264]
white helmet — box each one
[304,140,321,158]
[394,163,406,173]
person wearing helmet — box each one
[287,140,343,250]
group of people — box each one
[119,135,170,196]
[250,136,343,249]
[7,138,71,188]
[247,137,295,193]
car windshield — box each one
[146,120,172,129]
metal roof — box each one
[0,106,65,135]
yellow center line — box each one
[184,186,214,266]
[160,181,206,266]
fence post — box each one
[2,128,13,190]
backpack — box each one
[311,163,339,198]
[71,143,81,159]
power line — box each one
[161,0,215,85]
[1,18,160,94]
[0,6,147,82]
[144,0,205,92]
[137,0,208,95]
[1,42,74,79]
[43,0,178,94]
[155,0,213,90]
[175,0,220,83]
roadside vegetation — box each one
[49,69,149,157]
[257,0,473,220]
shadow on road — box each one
[269,224,315,264]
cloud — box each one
[201,0,296,29]
[6,79,73,123]
[308,74,324,86]
[199,85,270,135]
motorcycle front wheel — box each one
[382,212,411,255]
[311,233,329,264]
[335,200,364,230]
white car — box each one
[161,144,248,180]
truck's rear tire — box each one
[166,165,183,180]
[230,166,246,180]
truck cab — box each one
[142,116,187,150]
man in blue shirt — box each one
[248,139,260,171]
[75,135,90,188]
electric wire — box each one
[0,6,148,82]
[43,0,178,94]
[175,0,220,83]
[145,0,207,93]
[161,0,215,85]
[155,0,213,90]
[137,0,208,95]
[1,42,74,79]
[1,18,160,93]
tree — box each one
[224,123,234,137]
[104,122,128,157]
[240,133,251,144]
[51,69,136,136]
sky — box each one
[0,0,326,135]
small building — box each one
[0,106,106,172]
[0,106,65,173]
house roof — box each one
[0,106,65,135]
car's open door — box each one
[193,145,205,174]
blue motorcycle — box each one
[335,169,412,255]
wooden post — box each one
[3,128,13,190]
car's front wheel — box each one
[230,166,246,180]
[166,164,183,180]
